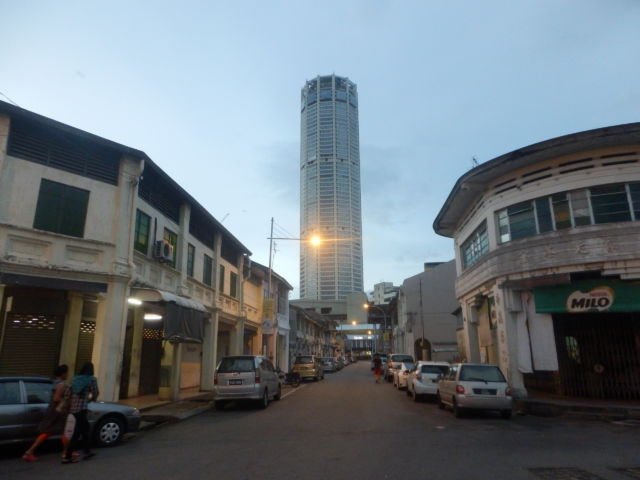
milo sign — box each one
[566,286,615,313]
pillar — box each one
[58,293,83,375]
[201,310,219,391]
[159,342,182,401]
[230,317,245,355]
[465,302,481,363]
[92,280,129,402]
[176,203,190,296]
[0,114,10,222]
[126,307,144,398]
[494,287,526,397]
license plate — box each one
[228,379,243,385]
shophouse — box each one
[0,100,254,402]
[434,123,640,400]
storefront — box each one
[533,279,640,400]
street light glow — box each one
[310,235,322,247]
[351,320,357,326]
[363,303,369,309]
[367,330,372,335]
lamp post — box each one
[266,219,323,368]
[364,303,388,354]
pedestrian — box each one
[63,362,99,464]
[22,365,71,462]
[373,354,383,383]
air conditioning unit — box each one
[153,240,174,263]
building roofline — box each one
[433,122,640,237]
[0,100,251,255]
[250,260,294,291]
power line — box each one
[0,91,19,106]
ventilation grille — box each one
[7,119,120,185]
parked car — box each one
[214,356,281,410]
[385,354,414,382]
[335,357,345,370]
[406,362,450,401]
[321,357,336,373]
[437,363,513,418]
[292,355,324,381]
[0,376,140,447]
[392,362,415,390]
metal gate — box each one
[0,313,63,376]
[554,313,640,400]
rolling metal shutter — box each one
[0,313,63,376]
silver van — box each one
[214,356,281,410]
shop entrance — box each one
[554,313,640,400]
[139,323,163,396]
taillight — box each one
[255,372,261,384]
[456,385,466,394]
[505,387,512,397]
[214,374,218,385]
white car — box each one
[392,362,415,390]
[406,361,450,402]
[385,354,414,382]
[437,363,513,418]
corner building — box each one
[434,123,640,401]
[300,74,363,301]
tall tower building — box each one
[300,74,364,300]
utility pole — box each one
[419,278,427,361]
[267,217,275,361]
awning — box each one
[130,288,209,343]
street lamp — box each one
[364,303,389,354]
[351,320,357,326]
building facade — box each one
[434,123,640,400]
[0,100,293,402]
[289,305,338,363]
[393,261,459,361]
[299,74,363,301]
[372,282,400,305]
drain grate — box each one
[529,468,606,480]
[612,468,640,479]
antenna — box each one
[220,213,230,223]
[472,156,479,168]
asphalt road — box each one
[2,362,639,480]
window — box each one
[503,201,537,241]
[535,198,553,233]
[461,222,489,269]
[230,271,238,298]
[203,254,212,286]
[552,193,571,229]
[33,179,89,238]
[219,265,225,293]
[459,365,506,382]
[24,381,51,404]
[590,184,631,224]
[187,244,195,277]
[629,183,640,219]
[217,357,255,373]
[163,228,178,267]
[134,210,151,254]
[0,381,20,405]
[570,190,591,226]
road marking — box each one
[281,384,307,400]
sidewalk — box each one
[123,385,298,429]
[517,394,640,421]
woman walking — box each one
[22,365,71,462]
[63,362,99,464]
[373,354,383,384]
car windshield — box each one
[421,365,449,375]
[460,365,506,383]
[402,362,415,370]
[295,356,314,364]
[391,355,414,363]
[218,357,255,373]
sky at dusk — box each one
[2,1,639,296]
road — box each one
[2,362,639,480]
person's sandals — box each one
[22,453,37,462]
[61,456,79,464]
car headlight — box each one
[131,408,141,417]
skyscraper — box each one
[300,74,363,300]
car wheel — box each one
[437,392,445,409]
[94,416,124,447]
[453,399,464,418]
[501,409,512,419]
[313,376,319,382]
[274,385,282,401]
[258,389,269,409]
[214,400,226,410]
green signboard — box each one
[533,279,640,314]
